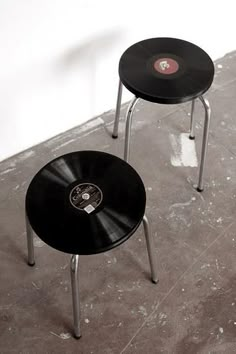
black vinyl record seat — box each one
[119,37,214,104]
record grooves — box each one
[26,151,146,255]
[119,37,214,104]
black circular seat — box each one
[26,150,146,255]
[119,37,214,104]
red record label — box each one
[154,58,179,75]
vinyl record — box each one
[119,37,214,104]
[26,151,146,255]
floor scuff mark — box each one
[50,332,71,339]
[170,133,198,167]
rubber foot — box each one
[189,135,195,140]
[152,278,159,284]
[74,334,82,339]
[112,134,118,139]
[197,187,204,192]
[28,261,35,267]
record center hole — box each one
[82,193,90,200]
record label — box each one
[154,58,179,75]
[69,183,103,213]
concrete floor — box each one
[1,51,236,354]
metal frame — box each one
[189,99,195,140]
[70,255,81,338]
[112,80,211,192]
[26,214,35,266]
[26,212,157,338]
[197,96,211,191]
[112,79,123,139]
[143,215,158,284]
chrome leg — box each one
[70,255,81,339]
[197,96,211,192]
[142,215,158,284]
[26,213,35,266]
[124,96,139,162]
[189,99,195,139]
[112,80,123,138]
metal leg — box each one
[26,213,35,266]
[142,215,158,284]
[197,96,211,192]
[124,96,139,162]
[189,99,195,140]
[70,255,81,339]
[112,80,123,138]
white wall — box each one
[0,0,235,161]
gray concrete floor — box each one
[1,51,236,354]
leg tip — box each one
[28,261,35,266]
[152,278,159,284]
[74,334,81,339]
[189,135,195,140]
[197,187,204,192]
[112,134,118,139]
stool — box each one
[25,150,158,338]
[112,37,215,191]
